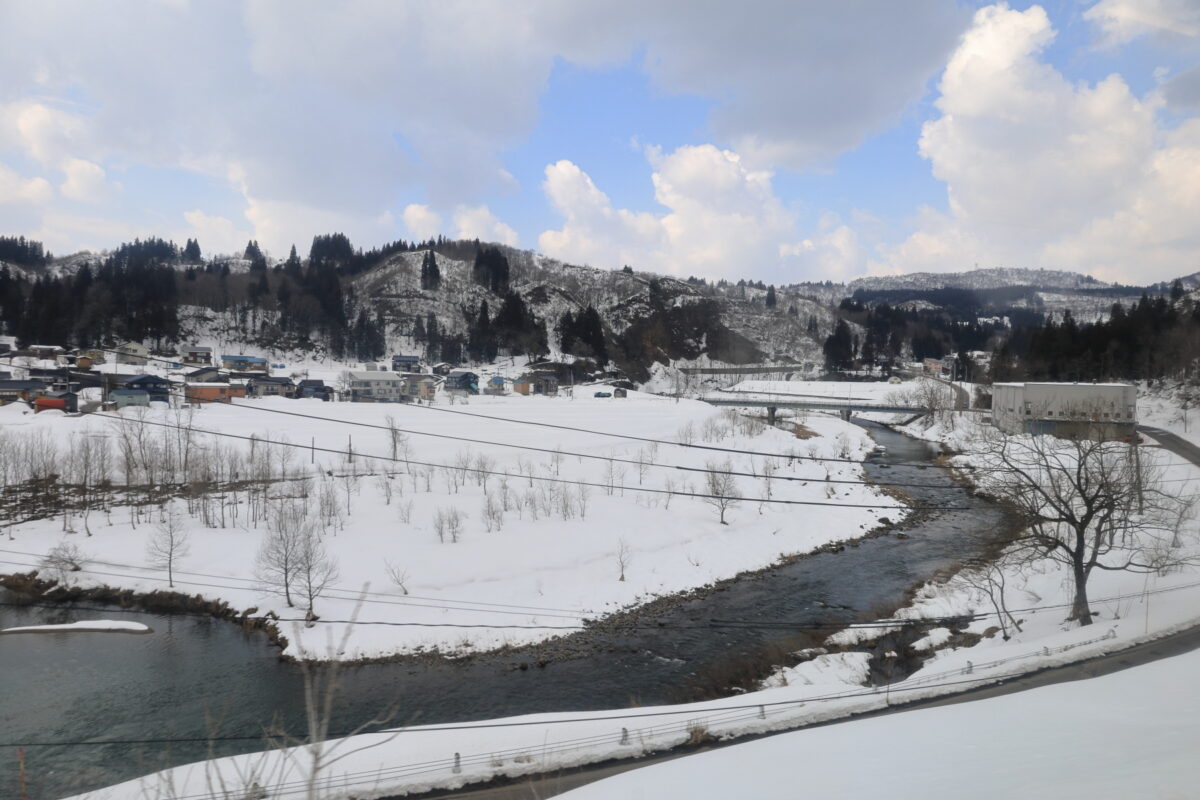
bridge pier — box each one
[840,409,852,422]
[767,406,777,425]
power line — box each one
[87,409,956,510]
[159,387,970,491]
[72,346,988,471]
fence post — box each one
[620,727,629,745]
[453,752,461,774]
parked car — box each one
[593,391,612,398]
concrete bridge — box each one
[701,393,928,424]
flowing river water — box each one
[0,421,1009,799]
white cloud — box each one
[0,101,89,164]
[539,145,855,281]
[59,157,116,203]
[178,210,252,257]
[453,205,518,247]
[402,204,442,241]
[780,213,867,280]
[0,163,53,205]
[1084,0,1200,46]
[875,3,1200,282]
[0,0,970,256]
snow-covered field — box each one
[0,391,895,659]
[65,402,1200,800]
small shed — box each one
[613,387,627,398]
[432,362,453,376]
[513,377,533,396]
[484,376,507,396]
[36,390,78,413]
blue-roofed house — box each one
[445,369,479,395]
[122,374,171,402]
[221,354,269,372]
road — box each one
[403,621,1200,800]
[1139,424,1200,465]
[414,424,1200,800]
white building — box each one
[347,370,406,402]
[992,382,1137,438]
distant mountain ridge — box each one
[848,267,1112,292]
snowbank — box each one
[0,620,150,634]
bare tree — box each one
[616,537,631,582]
[951,555,1023,640]
[147,507,190,588]
[384,561,409,595]
[977,425,1198,625]
[296,526,339,615]
[41,542,85,585]
[703,460,740,524]
[256,501,306,607]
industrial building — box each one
[992,382,1137,439]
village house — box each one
[0,335,17,353]
[0,379,48,404]
[513,373,558,396]
[79,348,107,365]
[391,354,422,373]
[108,388,150,408]
[115,341,150,366]
[184,366,226,383]
[347,370,406,402]
[401,373,438,401]
[296,379,333,401]
[444,369,479,394]
[181,345,214,366]
[992,382,1137,439]
[484,376,507,395]
[122,374,172,402]
[431,362,453,376]
[221,354,268,372]
[247,375,294,398]
[184,383,244,403]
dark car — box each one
[593,391,612,398]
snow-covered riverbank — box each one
[0,391,895,660]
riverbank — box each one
[0,394,900,661]
[66,412,1200,800]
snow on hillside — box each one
[849,266,1110,292]
[1,393,895,660]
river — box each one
[0,422,1008,799]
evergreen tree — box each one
[823,320,854,371]
[765,285,777,309]
[284,244,303,278]
[182,238,202,263]
[420,250,441,290]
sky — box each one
[1,0,1199,285]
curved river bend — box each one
[0,422,1006,799]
